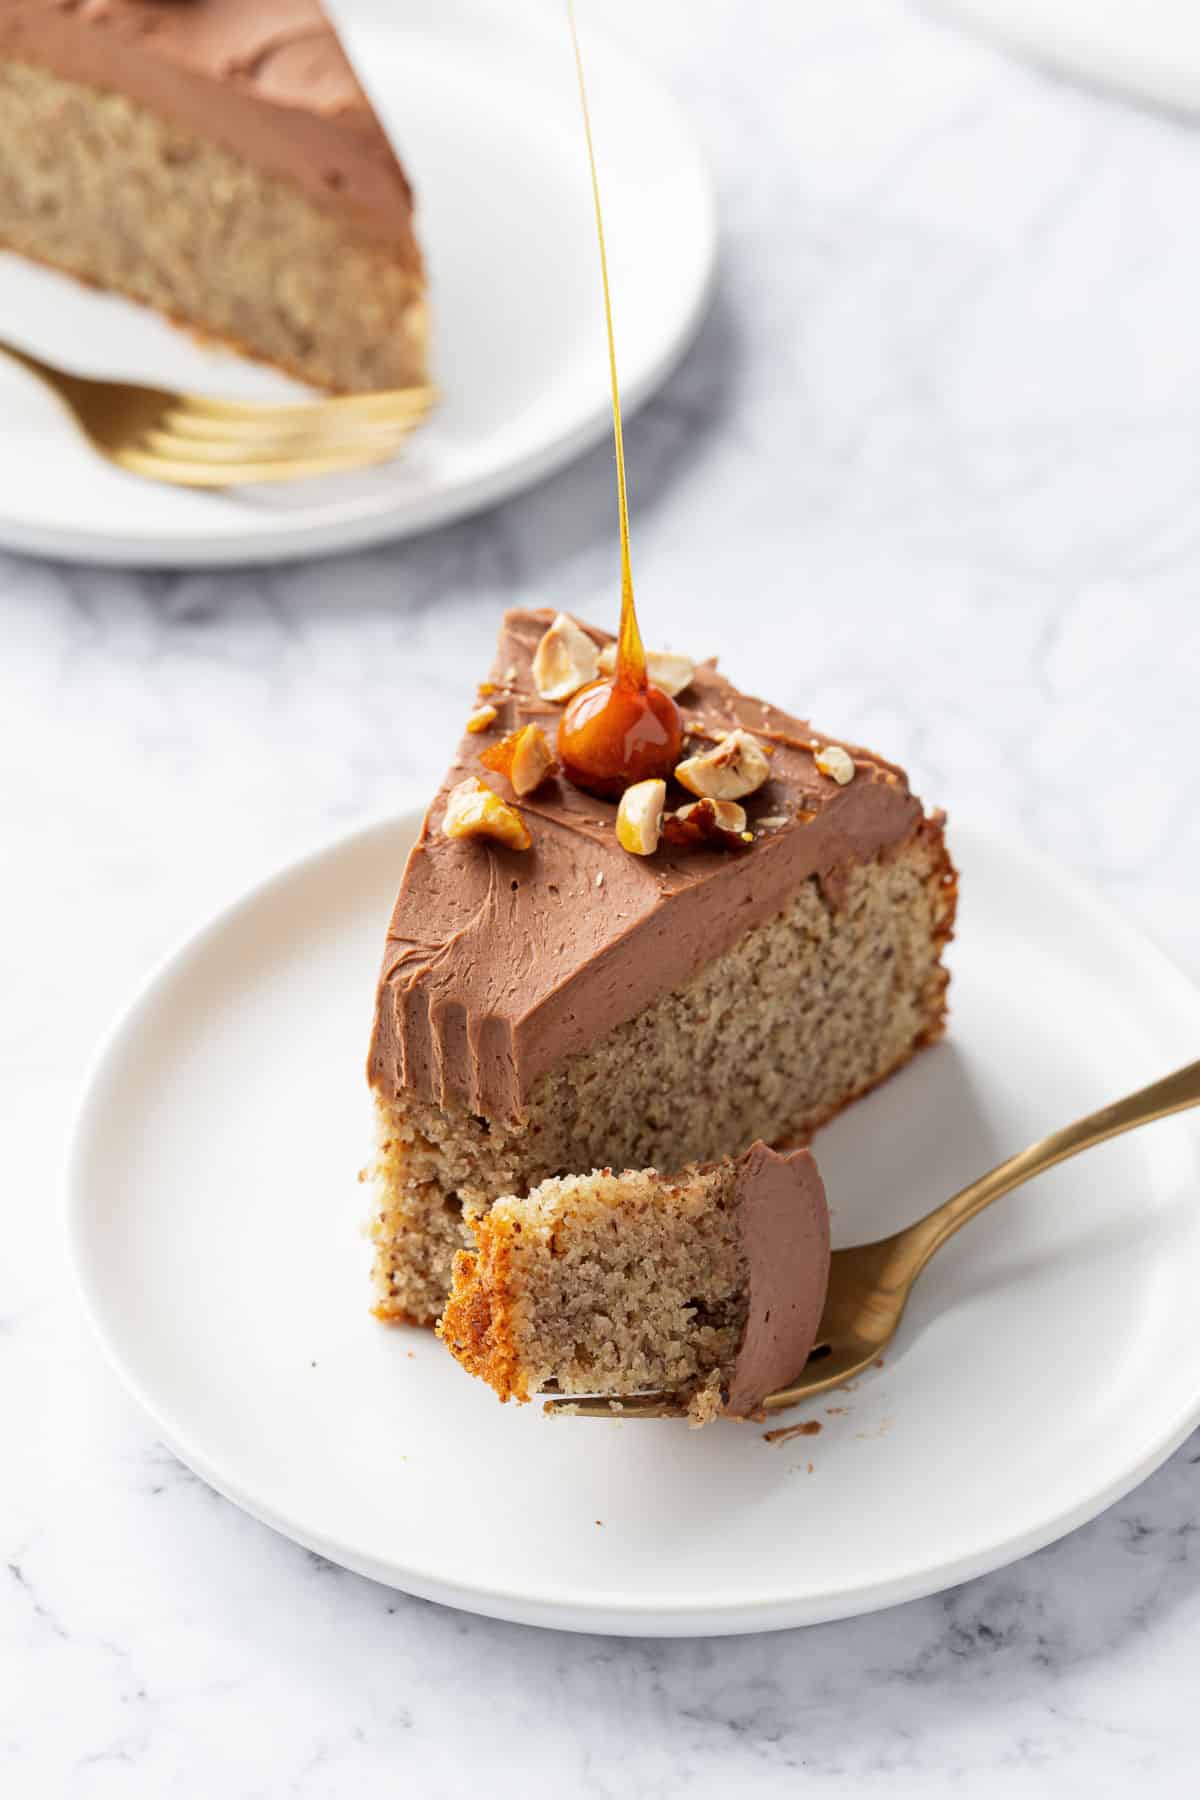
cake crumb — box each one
[763,1419,822,1444]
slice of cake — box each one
[439,1143,831,1425]
[367,607,957,1327]
[0,0,426,392]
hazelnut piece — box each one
[597,643,696,698]
[615,778,666,856]
[675,728,771,801]
[814,744,856,785]
[532,613,600,702]
[441,777,532,851]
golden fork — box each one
[0,340,436,487]
[546,1057,1200,1419]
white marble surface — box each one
[5,0,1200,1792]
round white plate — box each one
[69,813,1200,1636]
[0,0,714,568]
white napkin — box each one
[931,0,1200,115]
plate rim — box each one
[67,810,1200,1635]
[0,6,717,569]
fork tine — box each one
[135,417,422,466]
[111,439,407,487]
[158,395,434,447]
[172,387,438,431]
[540,1339,865,1419]
[542,1391,686,1418]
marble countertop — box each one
[5,0,1200,1792]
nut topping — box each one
[814,744,856,785]
[481,723,557,796]
[510,724,557,796]
[675,727,771,801]
[661,796,753,852]
[675,798,747,834]
[597,643,696,697]
[441,777,532,851]
[466,703,498,734]
[532,613,600,702]
[615,778,666,856]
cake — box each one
[440,1142,831,1424]
[0,0,427,392]
[367,607,957,1328]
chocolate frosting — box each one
[724,1143,830,1418]
[368,609,924,1121]
[0,1,418,247]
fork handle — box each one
[0,340,54,381]
[900,1056,1200,1273]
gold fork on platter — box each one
[545,1057,1200,1420]
[0,339,436,487]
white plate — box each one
[69,813,1200,1636]
[0,0,714,568]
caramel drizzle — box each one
[568,0,646,693]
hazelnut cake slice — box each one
[0,0,427,392]
[439,1143,831,1426]
[366,607,957,1328]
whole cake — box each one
[0,0,427,392]
[367,607,957,1329]
[440,1143,831,1425]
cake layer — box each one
[0,0,418,247]
[368,609,928,1123]
[439,1143,831,1423]
[371,820,954,1325]
[0,58,427,392]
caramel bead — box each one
[557,677,683,800]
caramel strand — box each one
[568,0,646,692]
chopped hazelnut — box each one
[814,744,856,785]
[616,778,666,856]
[675,728,771,801]
[509,724,556,797]
[441,777,532,851]
[532,613,600,701]
[661,796,753,852]
[597,643,696,697]
[466,703,498,734]
[481,723,557,796]
[675,798,747,834]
